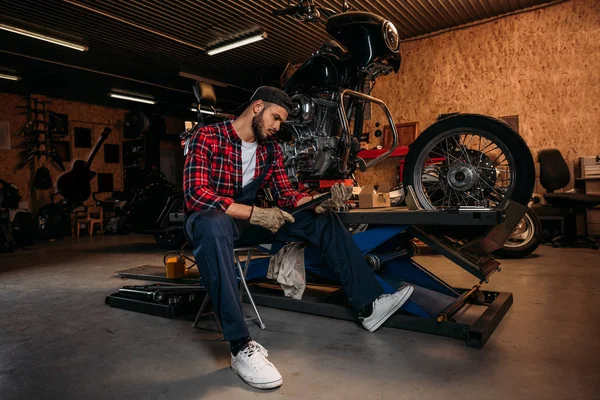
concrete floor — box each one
[1,234,599,400]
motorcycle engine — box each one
[280,94,358,185]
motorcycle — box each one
[274,1,535,241]
[167,1,535,252]
[91,167,186,249]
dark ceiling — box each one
[0,0,556,118]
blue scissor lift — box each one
[242,206,522,348]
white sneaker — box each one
[360,285,414,332]
[231,341,283,389]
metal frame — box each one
[192,246,266,331]
[338,88,399,171]
[337,207,502,226]
[409,227,499,282]
[246,287,512,349]
[241,207,519,348]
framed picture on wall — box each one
[74,127,92,148]
[53,140,71,162]
[104,144,120,163]
[48,112,69,137]
[383,122,418,148]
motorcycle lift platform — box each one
[239,206,517,349]
[107,205,524,349]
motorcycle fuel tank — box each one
[282,48,347,95]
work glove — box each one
[249,206,295,233]
[315,183,354,214]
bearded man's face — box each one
[251,103,288,143]
[252,109,268,142]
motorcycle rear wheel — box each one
[403,114,535,210]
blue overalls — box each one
[185,144,384,341]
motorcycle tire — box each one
[494,207,542,258]
[154,230,186,250]
[403,114,535,209]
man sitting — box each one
[184,86,414,389]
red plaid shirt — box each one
[184,120,308,212]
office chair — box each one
[537,149,600,249]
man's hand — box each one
[250,207,295,233]
[315,183,353,214]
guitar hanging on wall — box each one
[57,127,112,205]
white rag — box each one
[267,242,307,299]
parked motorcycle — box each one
[274,1,535,242]
[113,167,186,249]
[166,1,535,252]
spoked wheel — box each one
[403,114,535,210]
[416,139,514,209]
[494,207,542,258]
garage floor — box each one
[1,234,599,400]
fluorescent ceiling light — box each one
[110,93,156,104]
[0,23,88,51]
[178,71,228,88]
[190,107,215,115]
[207,32,267,56]
[0,73,21,81]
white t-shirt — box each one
[241,140,258,188]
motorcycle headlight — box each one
[382,20,399,53]
[290,94,315,123]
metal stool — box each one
[192,246,266,331]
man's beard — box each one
[252,110,268,143]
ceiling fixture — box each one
[190,107,215,115]
[0,23,88,51]
[110,93,156,104]
[206,32,267,56]
[0,72,21,81]
[109,89,156,105]
[178,71,229,88]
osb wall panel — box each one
[355,158,400,188]
[0,93,185,211]
[369,0,600,163]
